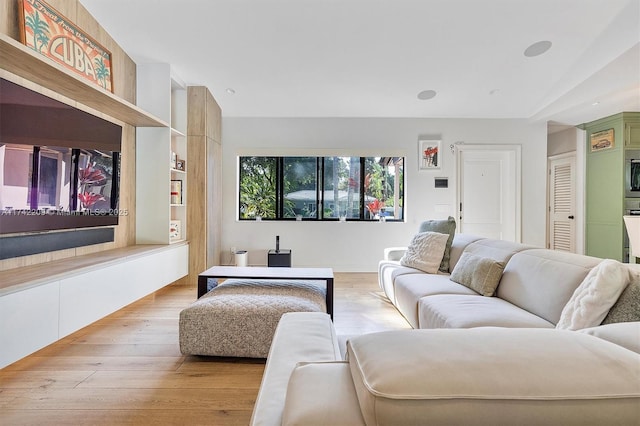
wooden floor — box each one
[0,272,409,425]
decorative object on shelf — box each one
[171,151,177,169]
[169,219,181,240]
[419,139,441,170]
[170,180,182,204]
[18,0,113,92]
[176,159,186,171]
[590,128,614,152]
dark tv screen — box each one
[0,78,123,235]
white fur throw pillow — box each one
[400,231,449,274]
[556,259,632,330]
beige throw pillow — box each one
[450,251,505,296]
[400,232,449,274]
[418,217,456,273]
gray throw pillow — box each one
[418,216,456,273]
[450,251,505,296]
[602,280,640,324]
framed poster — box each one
[18,0,114,92]
[590,129,614,152]
[419,139,441,170]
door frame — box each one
[456,144,522,242]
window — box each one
[239,156,404,221]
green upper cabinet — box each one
[583,112,640,261]
[625,121,640,147]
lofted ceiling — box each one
[80,0,640,125]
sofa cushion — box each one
[463,238,533,264]
[418,294,554,329]
[450,251,505,296]
[557,259,632,330]
[418,216,456,272]
[346,328,640,426]
[496,249,602,325]
[393,275,477,328]
[282,362,365,426]
[448,234,486,272]
[602,277,640,325]
[400,231,449,274]
[579,322,640,354]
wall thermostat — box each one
[434,178,448,188]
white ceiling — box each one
[80,0,640,125]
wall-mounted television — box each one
[0,78,122,235]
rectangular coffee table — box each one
[197,266,335,319]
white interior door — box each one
[548,153,576,252]
[457,145,521,241]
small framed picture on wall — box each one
[419,139,441,170]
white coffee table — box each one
[197,266,335,319]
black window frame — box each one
[238,156,404,222]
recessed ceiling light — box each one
[226,88,236,95]
[592,101,600,106]
[524,40,552,57]
[417,90,437,100]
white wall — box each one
[548,127,578,156]
[221,118,547,272]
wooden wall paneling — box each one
[47,0,77,22]
[186,86,222,285]
[207,93,222,143]
[209,139,222,266]
[0,0,19,39]
[206,89,222,267]
[187,134,207,285]
[187,87,207,136]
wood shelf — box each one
[0,33,167,127]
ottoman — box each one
[179,279,327,358]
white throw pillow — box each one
[556,259,632,330]
[400,231,449,274]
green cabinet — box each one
[583,112,640,261]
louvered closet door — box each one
[549,154,576,252]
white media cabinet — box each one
[0,243,188,368]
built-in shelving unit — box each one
[136,64,188,244]
[0,19,190,369]
[0,33,166,127]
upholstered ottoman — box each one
[179,279,326,358]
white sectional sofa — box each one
[378,234,604,329]
[250,233,640,425]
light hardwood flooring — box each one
[0,272,409,425]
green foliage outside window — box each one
[239,156,404,221]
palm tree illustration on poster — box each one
[19,0,114,92]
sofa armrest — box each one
[250,312,340,426]
[384,247,407,261]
